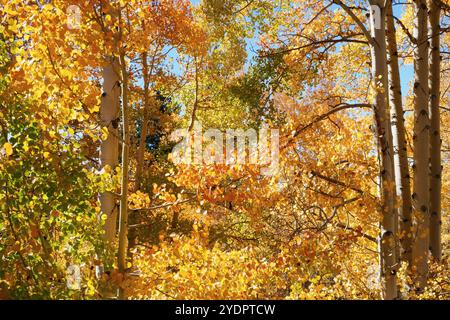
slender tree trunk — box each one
[369,1,398,300]
[411,0,430,290]
[428,0,442,261]
[135,52,150,190]
[100,58,120,243]
[386,1,413,264]
[118,49,130,300]
[127,52,150,262]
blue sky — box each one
[184,1,413,97]
[392,4,414,95]
[190,0,413,91]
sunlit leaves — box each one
[3,142,13,156]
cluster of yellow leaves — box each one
[129,234,286,299]
[129,191,151,210]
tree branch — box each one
[333,0,372,43]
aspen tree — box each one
[336,0,399,300]
[386,0,413,264]
[368,0,398,300]
[117,48,130,300]
[99,58,120,243]
[113,3,130,298]
[411,0,430,290]
[428,0,442,261]
[135,52,150,191]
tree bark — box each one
[428,0,442,262]
[99,58,120,243]
[368,0,398,300]
[118,49,130,300]
[411,0,430,290]
[386,1,413,264]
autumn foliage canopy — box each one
[0,0,449,300]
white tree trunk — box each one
[369,0,398,300]
[428,0,442,261]
[411,0,430,290]
[386,1,412,264]
[100,58,120,243]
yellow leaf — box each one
[90,105,100,113]
[3,143,13,156]
[101,127,109,140]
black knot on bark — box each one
[382,231,394,238]
[111,118,120,129]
